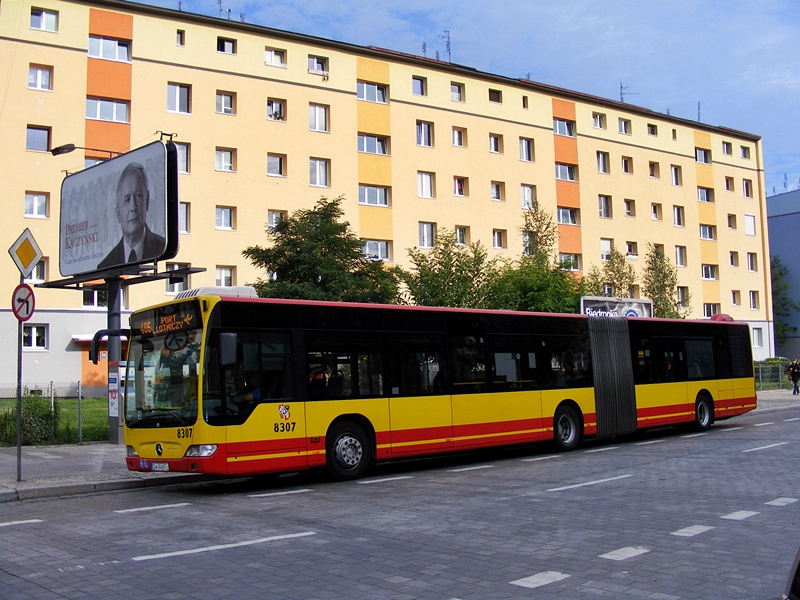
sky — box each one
[135,0,800,197]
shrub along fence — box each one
[0,382,109,446]
[755,361,792,391]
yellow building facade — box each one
[0,0,773,388]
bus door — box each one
[588,317,637,437]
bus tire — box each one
[326,421,372,481]
[693,395,713,432]
[553,405,582,452]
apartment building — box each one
[0,0,774,388]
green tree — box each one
[489,255,583,313]
[642,242,687,318]
[581,265,604,297]
[520,199,558,260]
[242,196,398,303]
[771,255,800,345]
[602,248,636,297]
[396,229,501,308]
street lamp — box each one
[51,143,122,157]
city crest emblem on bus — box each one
[278,404,290,420]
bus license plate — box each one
[151,462,169,472]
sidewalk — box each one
[1,390,799,504]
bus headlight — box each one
[185,444,218,457]
[126,445,138,457]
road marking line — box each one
[742,442,788,453]
[0,519,43,528]
[357,476,413,485]
[114,503,190,513]
[681,433,707,438]
[547,474,632,492]
[765,497,797,507]
[521,455,563,462]
[599,546,650,561]
[635,439,666,446]
[248,489,312,498]
[721,427,743,432]
[448,465,493,472]
[720,510,759,521]
[784,418,800,422]
[510,571,570,589]
[131,531,316,561]
[753,422,775,427]
[584,446,620,453]
[671,525,714,537]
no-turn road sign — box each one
[12,284,35,322]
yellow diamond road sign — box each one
[9,229,43,279]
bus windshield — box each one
[125,301,202,429]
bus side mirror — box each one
[219,333,238,366]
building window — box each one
[651,203,662,221]
[416,121,433,147]
[216,267,234,287]
[519,137,534,162]
[419,222,435,248]
[358,133,389,155]
[26,126,49,151]
[23,325,47,350]
[25,259,47,284]
[618,118,631,134]
[28,65,52,90]
[362,240,390,261]
[216,91,235,115]
[520,184,536,209]
[701,264,718,280]
[624,199,636,217]
[592,112,606,129]
[267,98,285,121]
[83,289,109,308]
[176,30,185,46]
[492,229,506,249]
[86,97,128,122]
[488,89,502,103]
[265,210,285,233]
[695,147,711,163]
[600,238,613,262]
[752,327,763,348]
[215,206,234,230]
[88,36,130,61]
[412,76,426,96]
[265,47,286,67]
[626,241,639,258]
[217,37,236,54]
[455,226,468,246]
[417,171,435,198]
[699,224,716,240]
[598,195,612,219]
[451,82,464,102]
[703,303,721,318]
[309,104,329,132]
[673,205,684,227]
[490,181,505,202]
[602,283,614,296]
[741,145,751,159]
[621,156,633,174]
[559,254,581,271]
[749,290,759,310]
[557,207,578,225]
[730,251,739,267]
[489,134,503,153]
[308,55,328,73]
[647,123,658,136]
[24,192,48,218]
[166,263,190,294]
[675,246,687,267]
[747,252,758,272]
[453,177,468,197]
[732,290,741,305]
[167,83,190,114]
[727,214,737,229]
[175,143,190,174]
[178,202,190,233]
[309,158,329,187]
[597,151,610,174]
[744,214,756,236]
[677,286,689,308]
[522,95,529,109]
[722,141,732,155]
[359,185,389,206]
[648,162,660,178]
[215,148,235,172]
[267,153,286,177]
[555,163,577,181]
[697,187,714,203]
[743,179,753,198]
[553,118,575,137]
[670,165,682,186]
[357,81,387,103]
[452,127,467,147]
[725,177,735,192]
[30,8,58,32]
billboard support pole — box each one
[106,277,123,444]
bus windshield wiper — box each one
[134,408,193,426]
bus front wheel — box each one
[326,422,372,481]
[693,396,713,432]
[553,405,582,452]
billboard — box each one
[580,296,653,318]
[59,141,177,277]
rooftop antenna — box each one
[422,41,427,58]
[697,101,701,122]
[177,1,182,10]
[240,12,246,22]
[225,8,231,19]
[784,173,788,192]
[441,30,451,63]
[526,72,530,80]
[218,0,222,18]
[435,50,439,60]
[619,82,639,103]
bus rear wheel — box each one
[693,396,713,432]
[553,405,582,452]
[326,422,372,481]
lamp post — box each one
[51,143,122,158]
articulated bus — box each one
[123,287,756,480]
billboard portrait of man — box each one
[97,162,166,269]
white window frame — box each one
[489,134,502,153]
[621,156,632,174]
[651,203,662,221]
[592,113,606,129]
[412,76,427,96]
[309,104,329,132]
[555,163,577,181]
[743,179,753,198]
[749,290,759,310]
[598,195,612,219]
[675,246,687,267]
[671,165,682,186]
[747,252,758,272]
[597,151,610,174]
[703,303,720,318]
[86,97,128,123]
[673,205,684,227]
[492,229,506,249]
[624,199,636,217]
[520,184,535,210]
[419,222,435,248]
[309,158,330,187]
[677,286,689,308]
[450,82,464,102]
[697,187,714,203]
[267,98,285,121]
[267,210,285,233]
[744,214,756,236]
[167,83,190,114]
[178,202,190,233]
[23,324,48,350]
[215,206,233,230]
[722,141,732,155]
[557,208,578,225]
[741,145,751,159]
[453,177,467,197]
[732,290,741,305]
[701,264,718,280]
[357,81,388,103]
[553,118,575,137]
[26,126,49,151]
[452,127,466,147]
[695,147,711,164]
[600,238,612,262]
[217,37,236,54]
[618,118,631,134]
[730,251,739,267]
[30,8,57,32]
[559,254,581,271]
[267,153,286,177]
[519,137,533,162]
[490,182,504,202]
[358,134,389,155]
[215,267,234,287]
[24,192,48,218]
[362,240,390,262]
[417,171,435,198]
[215,148,234,172]
[175,143,190,174]
[24,259,46,284]
[28,65,52,90]
[264,47,286,67]
[359,185,389,206]
[699,224,716,240]
[88,36,130,62]
[216,92,235,115]
[752,327,763,348]
[455,227,467,246]
[416,121,433,147]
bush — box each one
[0,396,60,445]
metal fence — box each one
[754,362,792,391]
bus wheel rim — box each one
[334,434,363,468]
[558,416,575,444]
[698,402,710,426]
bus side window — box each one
[307,351,353,399]
[685,339,715,380]
[489,335,539,392]
[387,334,446,396]
[450,335,488,394]
[260,331,293,401]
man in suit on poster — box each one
[98,162,166,269]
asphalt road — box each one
[1,406,798,599]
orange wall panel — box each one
[86,59,132,100]
[555,179,581,207]
[85,120,131,155]
[554,135,578,164]
[89,9,133,39]
[552,98,576,121]
[558,224,582,254]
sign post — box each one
[8,229,43,482]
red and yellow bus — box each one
[123,287,756,480]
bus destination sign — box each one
[132,300,201,338]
